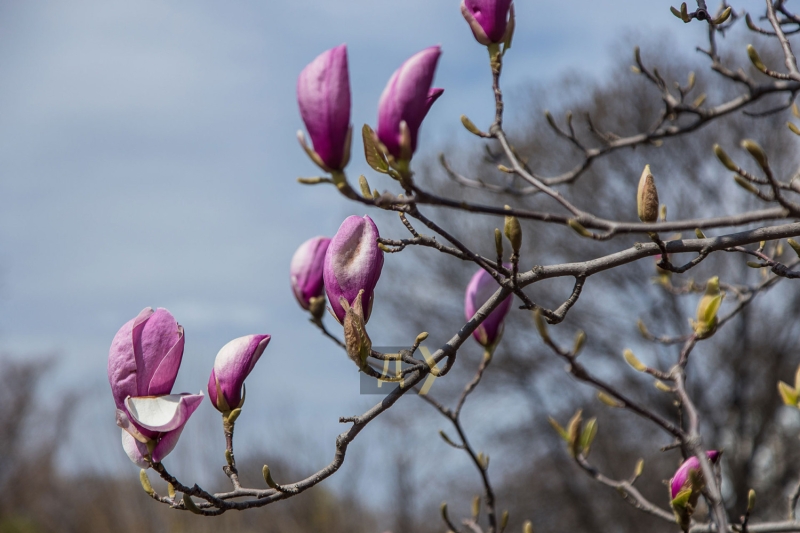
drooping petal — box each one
[376,46,442,158]
[121,429,150,469]
[298,44,351,170]
[125,393,204,433]
[324,215,384,323]
[209,334,270,410]
[290,236,332,310]
[465,266,514,347]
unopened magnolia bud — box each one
[167,483,176,500]
[139,469,155,496]
[573,330,587,356]
[567,410,583,457]
[714,144,738,171]
[637,165,659,223]
[746,261,765,269]
[598,392,624,407]
[741,139,769,171]
[495,228,504,259]
[297,176,329,185]
[377,46,443,160]
[504,207,522,253]
[686,71,696,90]
[544,110,557,130]
[567,219,593,238]
[263,465,278,488]
[659,204,667,222]
[634,458,645,478]
[734,175,760,194]
[579,417,597,456]
[500,510,510,531]
[789,122,800,136]
[695,228,706,239]
[623,349,647,372]
[747,44,768,73]
[637,319,650,338]
[523,519,534,533]
[472,495,481,518]
[713,6,732,25]
[655,380,673,392]
[439,430,459,447]
[694,276,722,338]
[440,502,449,521]
[747,489,756,512]
[692,93,707,108]
[788,239,800,258]
[461,114,484,136]
[183,494,202,514]
[497,164,514,173]
[533,308,550,342]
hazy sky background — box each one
[0,0,766,510]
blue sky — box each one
[0,0,766,504]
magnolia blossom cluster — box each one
[107,308,269,468]
[107,0,519,470]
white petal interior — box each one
[126,394,183,428]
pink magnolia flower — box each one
[208,334,270,412]
[461,0,514,45]
[465,266,514,347]
[297,44,351,170]
[108,307,203,468]
[670,450,722,499]
[290,236,331,310]
[324,215,384,324]
[376,46,443,159]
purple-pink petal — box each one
[208,334,270,410]
[108,307,152,410]
[298,44,351,170]
[324,215,384,323]
[461,0,514,44]
[108,308,184,411]
[377,46,442,158]
[465,266,514,347]
[670,450,721,499]
[290,236,331,310]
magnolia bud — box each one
[324,215,384,324]
[465,267,514,348]
[637,165,659,223]
[504,206,522,252]
[208,335,270,412]
[297,45,352,171]
[693,276,722,338]
[377,46,443,160]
